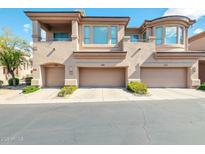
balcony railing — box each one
[39,37,72,42]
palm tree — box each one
[0,28,31,86]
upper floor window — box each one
[93,26,109,44]
[154,26,185,45]
[83,25,118,45]
[53,33,71,41]
[179,26,184,44]
[165,26,177,44]
[130,35,139,42]
[143,32,146,41]
[84,26,91,44]
[155,27,163,45]
[111,26,117,44]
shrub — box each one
[8,78,19,86]
[0,80,3,87]
[198,82,205,90]
[127,81,148,94]
[22,85,40,94]
[25,77,33,85]
[58,85,77,97]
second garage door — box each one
[141,67,187,88]
[79,67,125,87]
[45,67,65,87]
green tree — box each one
[0,28,31,86]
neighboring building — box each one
[189,32,205,84]
[25,11,205,88]
[0,54,32,84]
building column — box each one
[185,27,189,51]
[71,20,79,51]
[146,27,152,40]
[127,64,141,84]
[71,20,78,39]
[187,60,201,88]
[32,21,41,42]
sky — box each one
[0,8,205,44]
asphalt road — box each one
[1,99,205,145]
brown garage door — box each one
[79,67,125,87]
[141,67,187,88]
[199,61,205,83]
[45,67,65,87]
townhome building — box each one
[0,54,32,84]
[25,11,205,88]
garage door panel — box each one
[199,62,205,83]
[46,67,65,87]
[79,68,125,87]
[141,67,187,88]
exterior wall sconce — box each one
[69,66,73,72]
[69,66,73,75]
[192,67,196,73]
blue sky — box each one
[0,8,205,44]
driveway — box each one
[1,99,205,144]
[0,88,205,104]
[0,88,59,103]
[66,88,205,102]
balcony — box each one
[33,40,76,65]
[123,36,156,52]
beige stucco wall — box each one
[0,66,6,83]
[189,37,205,51]
[32,33,200,88]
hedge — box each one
[58,85,77,97]
[127,81,148,94]
[8,78,19,86]
[22,85,40,94]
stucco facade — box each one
[25,11,204,88]
[189,31,205,83]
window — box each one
[111,26,117,44]
[165,26,177,44]
[179,26,184,44]
[3,67,6,74]
[155,26,185,45]
[130,35,139,42]
[155,27,163,45]
[83,25,118,45]
[143,32,146,41]
[93,26,109,44]
[84,26,90,44]
[53,33,71,41]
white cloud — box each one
[23,24,31,33]
[163,8,205,20]
[193,28,204,34]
